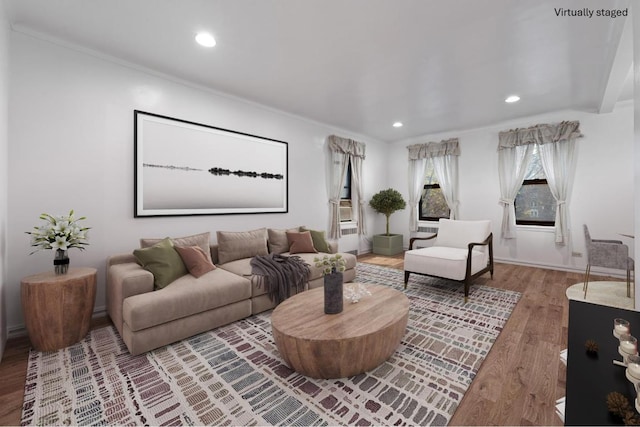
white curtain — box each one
[407,158,427,232]
[497,144,533,239]
[327,135,366,239]
[350,154,367,235]
[497,120,583,242]
[538,139,577,245]
[407,138,460,231]
[433,155,460,220]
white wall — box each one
[633,3,640,309]
[5,31,388,335]
[387,104,634,274]
[0,2,9,358]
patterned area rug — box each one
[21,263,520,426]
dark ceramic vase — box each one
[324,270,343,314]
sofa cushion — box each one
[287,231,318,254]
[436,219,491,251]
[175,245,216,278]
[133,238,188,289]
[123,267,252,332]
[217,258,264,297]
[217,228,268,264]
[300,227,331,253]
[140,232,212,263]
[404,246,488,281]
[267,227,300,254]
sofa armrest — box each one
[107,253,137,267]
[328,241,339,254]
[106,261,154,335]
[409,233,437,250]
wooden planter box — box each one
[372,234,404,256]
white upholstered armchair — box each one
[403,219,494,301]
[583,224,634,299]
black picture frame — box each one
[134,110,288,217]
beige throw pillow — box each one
[267,227,301,254]
[217,228,268,264]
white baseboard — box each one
[493,256,627,279]
[358,251,627,280]
[8,305,108,341]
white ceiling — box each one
[4,0,634,142]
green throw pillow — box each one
[133,237,188,289]
[300,227,331,253]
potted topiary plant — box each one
[369,188,406,255]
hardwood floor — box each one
[357,253,581,426]
[0,255,614,425]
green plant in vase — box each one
[26,209,90,274]
[314,254,346,314]
[369,188,406,255]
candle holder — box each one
[614,318,631,338]
[619,334,638,365]
[627,355,640,384]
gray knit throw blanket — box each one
[250,254,310,304]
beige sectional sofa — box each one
[107,228,357,355]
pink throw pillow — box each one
[286,231,318,254]
[174,245,216,278]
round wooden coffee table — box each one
[271,283,409,379]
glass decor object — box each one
[344,283,372,304]
[614,318,631,338]
[627,355,640,381]
[619,334,638,365]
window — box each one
[340,161,353,222]
[419,160,450,221]
[514,145,556,226]
[340,161,352,200]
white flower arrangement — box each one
[26,210,90,254]
[313,254,347,275]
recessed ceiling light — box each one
[195,32,216,47]
[505,95,520,103]
[393,122,403,128]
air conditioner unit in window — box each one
[339,200,353,222]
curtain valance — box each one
[328,135,366,159]
[498,121,583,150]
[407,138,460,160]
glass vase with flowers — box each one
[26,210,90,274]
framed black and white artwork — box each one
[134,110,288,217]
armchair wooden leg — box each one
[404,271,410,289]
[464,281,469,303]
[583,264,591,299]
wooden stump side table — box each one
[21,267,97,351]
